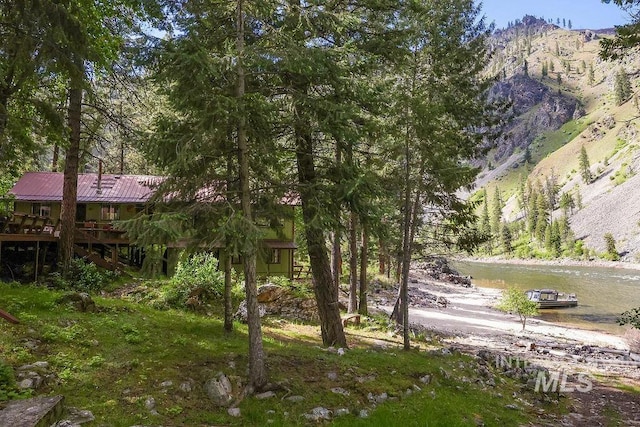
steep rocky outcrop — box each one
[488,74,581,163]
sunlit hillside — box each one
[476,16,640,260]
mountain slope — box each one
[477,16,640,260]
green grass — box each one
[0,281,561,426]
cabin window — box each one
[101,204,120,221]
[32,203,51,217]
[268,249,281,264]
[231,255,242,264]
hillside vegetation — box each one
[475,16,640,261]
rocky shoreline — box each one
[371,260,638,378]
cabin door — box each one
[76,204,87,222]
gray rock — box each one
[160,380,173,388]
[505,404,519,410]
[228,407,241,417]
[144,397,156,411]
[255,391,276,400]
[312,407,332,419]
[334,408,350,417]
[18,378,37,390]
[359,409,369,418]
[331,387,350,396]
[51,421,79,427]
[286,395,304,402]
[327,371,338,381]
[32,361,50,369]
[179,382,192,393]
[420,374,431,384]
[375,392,388,404]
[64,407,95,424]
[205,373,234,407]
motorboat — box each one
[525,289,578,308]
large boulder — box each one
[235,284,318,322]
[204,373,234,407]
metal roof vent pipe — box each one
[97,160,102,195]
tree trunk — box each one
[52,144,59,172]
[223,249,233,333]
[348,211,358,313]
[59,77,82,275]
[331,230,342,291]
[331,139,342,292]
[224,128,235,334]
[358,224,368,315]
[378,237,386,276]
[236,0,267,390]
[0,91,8,148]
[294,118,347,348]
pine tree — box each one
[614,68,632,105]
[528,186,539,235]
[604,233,620,261]
[480,188,491,249]
[535,193,549,241]
[491,187,503,238]
[568,19,572,29]
[579,146,591,183]
[559,192,575,216]
[501,221,513,254]
[588,63,595,86]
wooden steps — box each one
[0,395,64,427]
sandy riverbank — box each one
[371,267,640,380]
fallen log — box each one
[0,308,19,324]
[584,358,640,368]
[592,347,629,356]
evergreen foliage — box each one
[614,68,632,105]
[604,233,620,261]
[600,0,640,60]
[579,146,592,183]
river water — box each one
[452,260,640,334]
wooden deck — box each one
[0,213,130,245]
[0,213,135,275]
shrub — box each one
[49,258,117,293]
[0,360,29,401]
[164,253,226,308]
[264,275,312,298]
[496,287,538,331]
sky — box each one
[479,0,631,30]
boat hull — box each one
[536,300,578,309]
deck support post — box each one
[35,241,40,281]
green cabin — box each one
[1,172,298,279]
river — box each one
[452,260,640,334]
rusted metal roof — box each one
[9,172,299,206]
[9,172,161,203]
